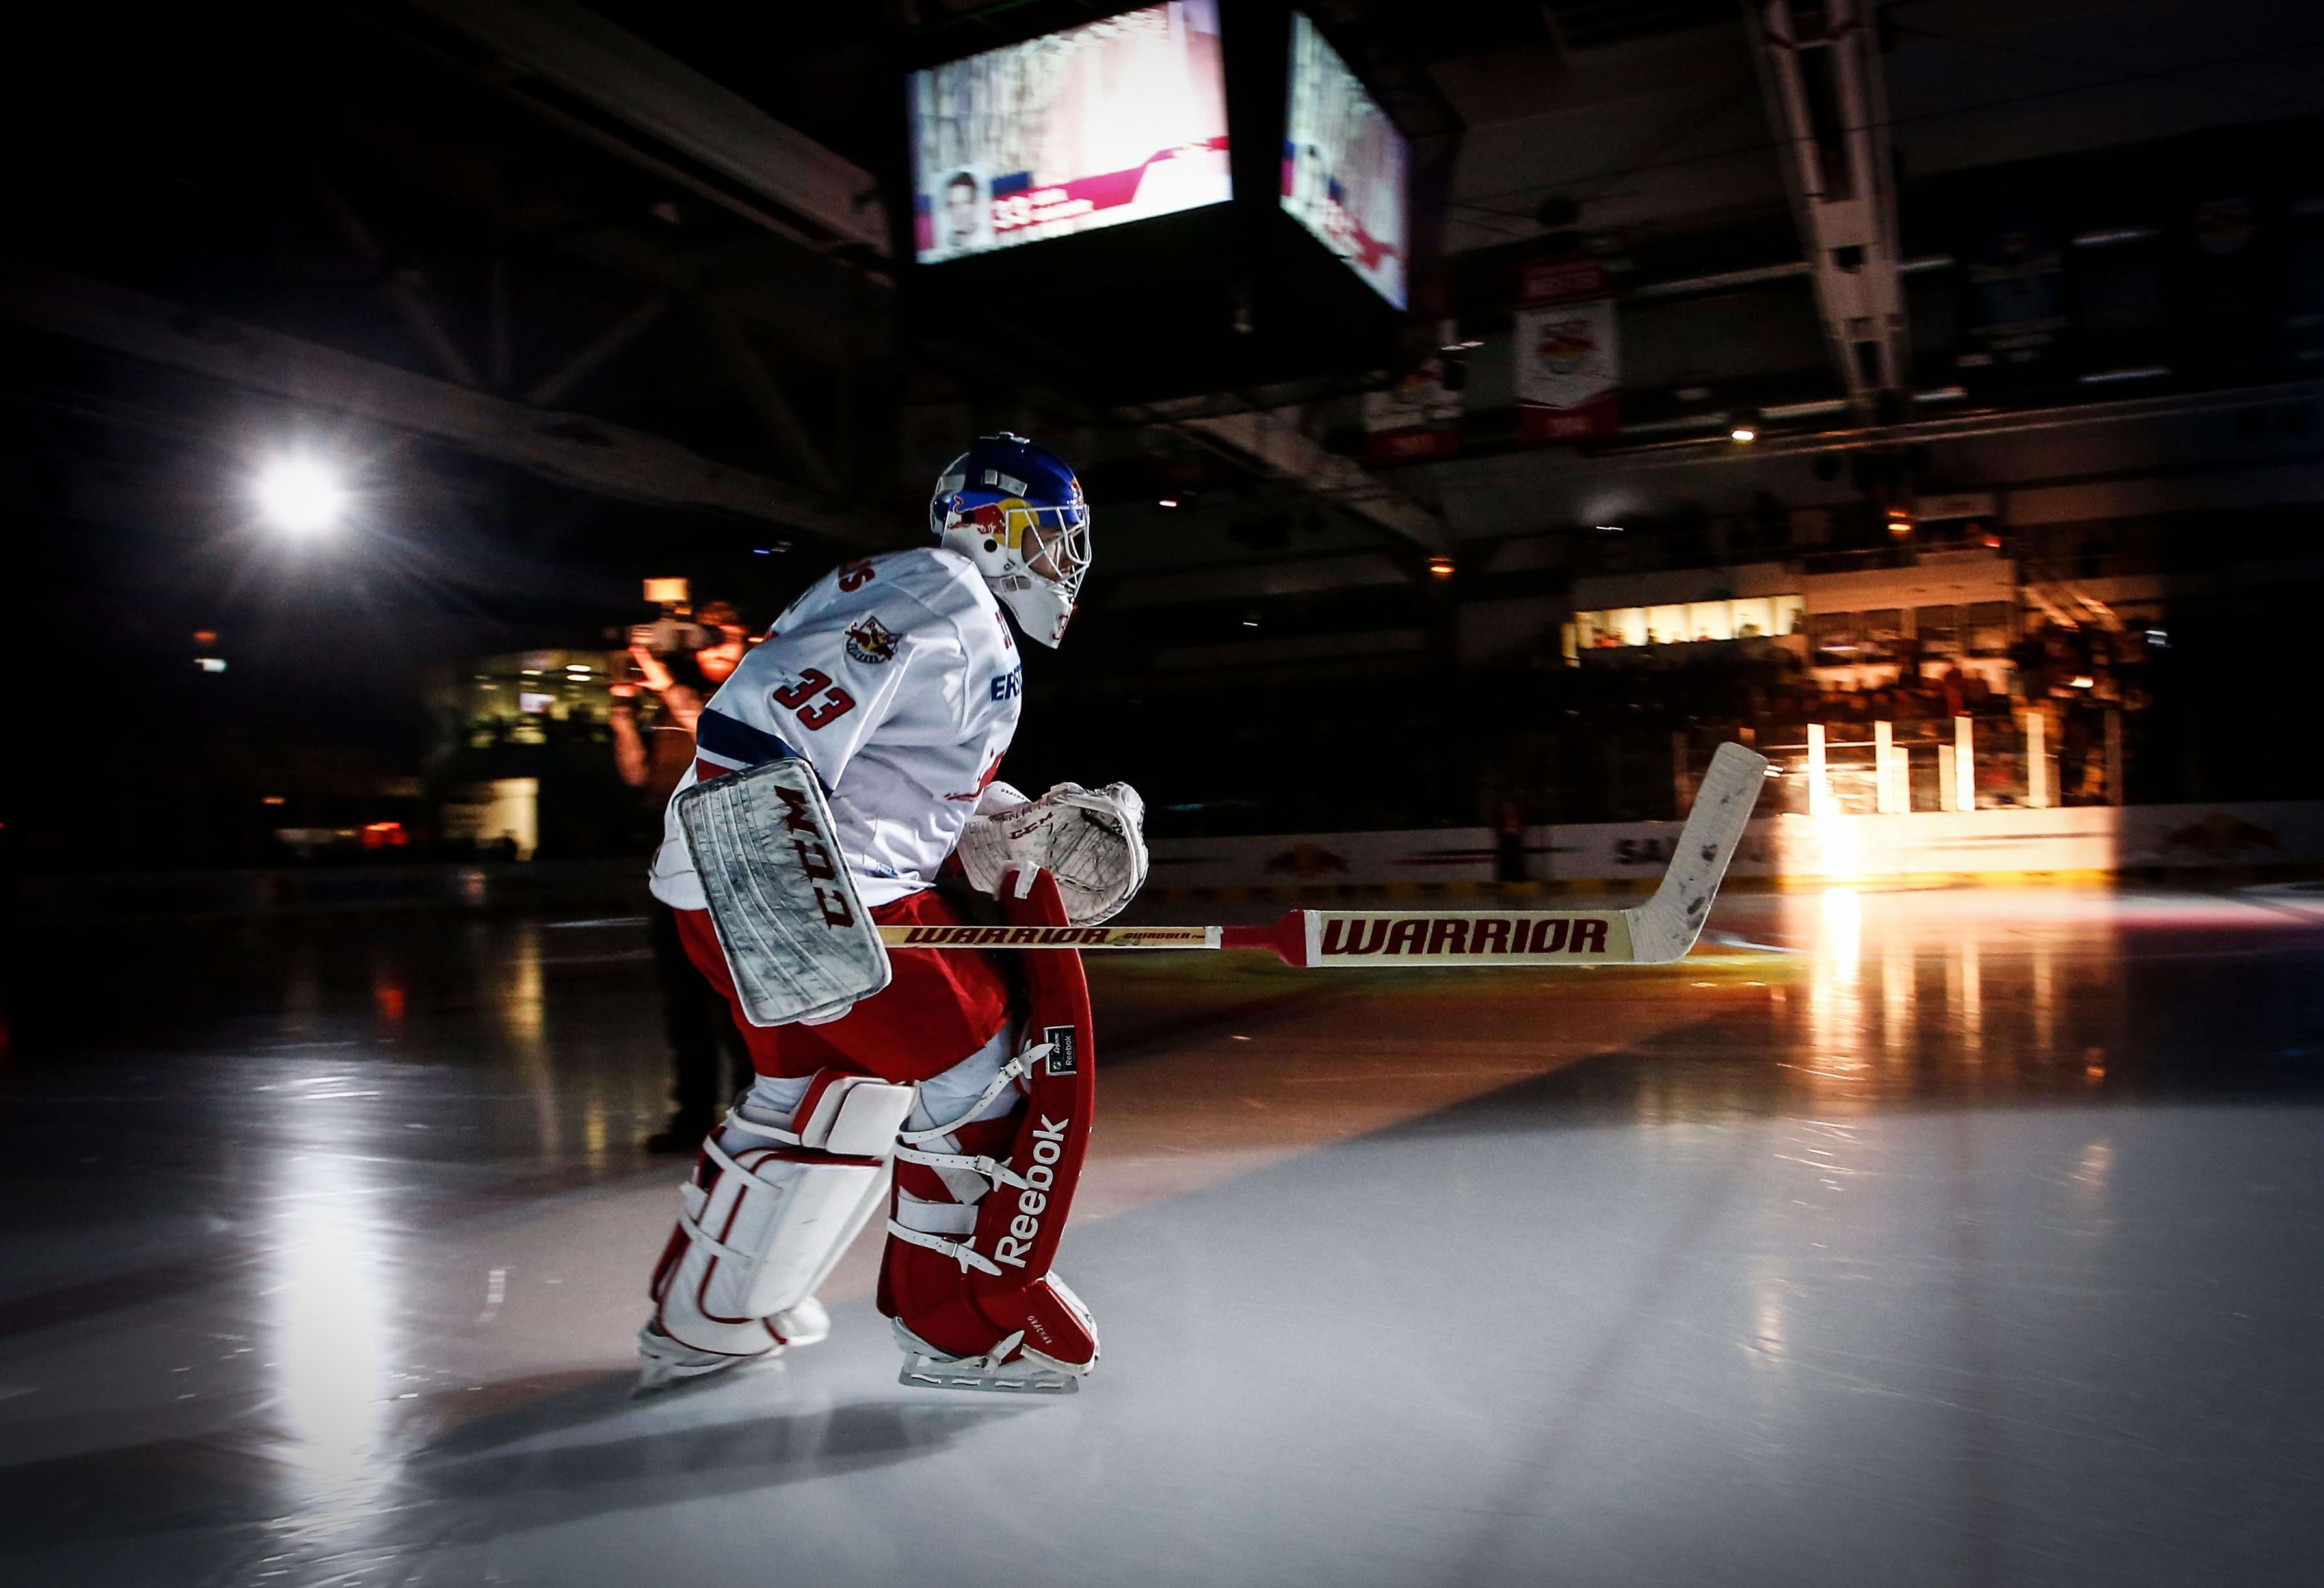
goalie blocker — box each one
[674,755,892,1028]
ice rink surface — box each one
[5,883,2323,1587]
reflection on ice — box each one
[1801,889,1866,1091]
[498,920,562,1157]
[1881,936,1913,1061]
[265,1143,402,1559]
[501,920,546,1048]
[1820,887,1862,985]
[1957,935,1983,1056]
[2032,936,2064,1061]
[2071,1138,2115,1219]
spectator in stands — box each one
[611,613,751,1153]
[1940,664,1968,718]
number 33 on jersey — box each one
[649,546,1025,912]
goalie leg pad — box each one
[646,1068,915,1367]
[880,872,1102,1391]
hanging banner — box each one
[1363,357,1462,464]
[1959,207,2063,387]
[1515,258,1620,443]
[2179,194,2272,368]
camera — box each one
[630,618,708,655]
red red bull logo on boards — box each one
[1310,912,1628,962]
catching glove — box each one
[955,781,1147,925]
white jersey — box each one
[649,548,1023,910]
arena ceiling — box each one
[5,0,2321,591]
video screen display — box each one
[1280,12,1409,310]
[907,3,1231,264]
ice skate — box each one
[634,1319,767,1393]
[892,1319,1083,1396]
[633,1298,829,1392]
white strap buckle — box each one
[894,1145,1031,1189]
[885,1219,1003,1277]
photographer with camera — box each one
[611,600,752,1152]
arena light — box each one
[254,455,347,535]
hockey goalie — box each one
[637,432,1145,1395]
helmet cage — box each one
[955,499,1091,607]
[929,434,1090,648]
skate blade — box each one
[897,1353,1079,1395]
[635,1330,780,1395]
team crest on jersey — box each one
[843,614,898,666]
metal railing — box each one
[1730,708,2131,816]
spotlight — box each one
[1157,498,1180,509]
[254,456,347,534]
[1427,556,1456,577]
[1728,412,1760,444]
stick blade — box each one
[1624,741,1771,963]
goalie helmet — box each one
[929,432,1091,648]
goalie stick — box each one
[891,743,1771,968]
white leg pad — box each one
[650,1078,917,1359]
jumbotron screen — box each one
[906,3,1232,264]
[1280,12,1410,310]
